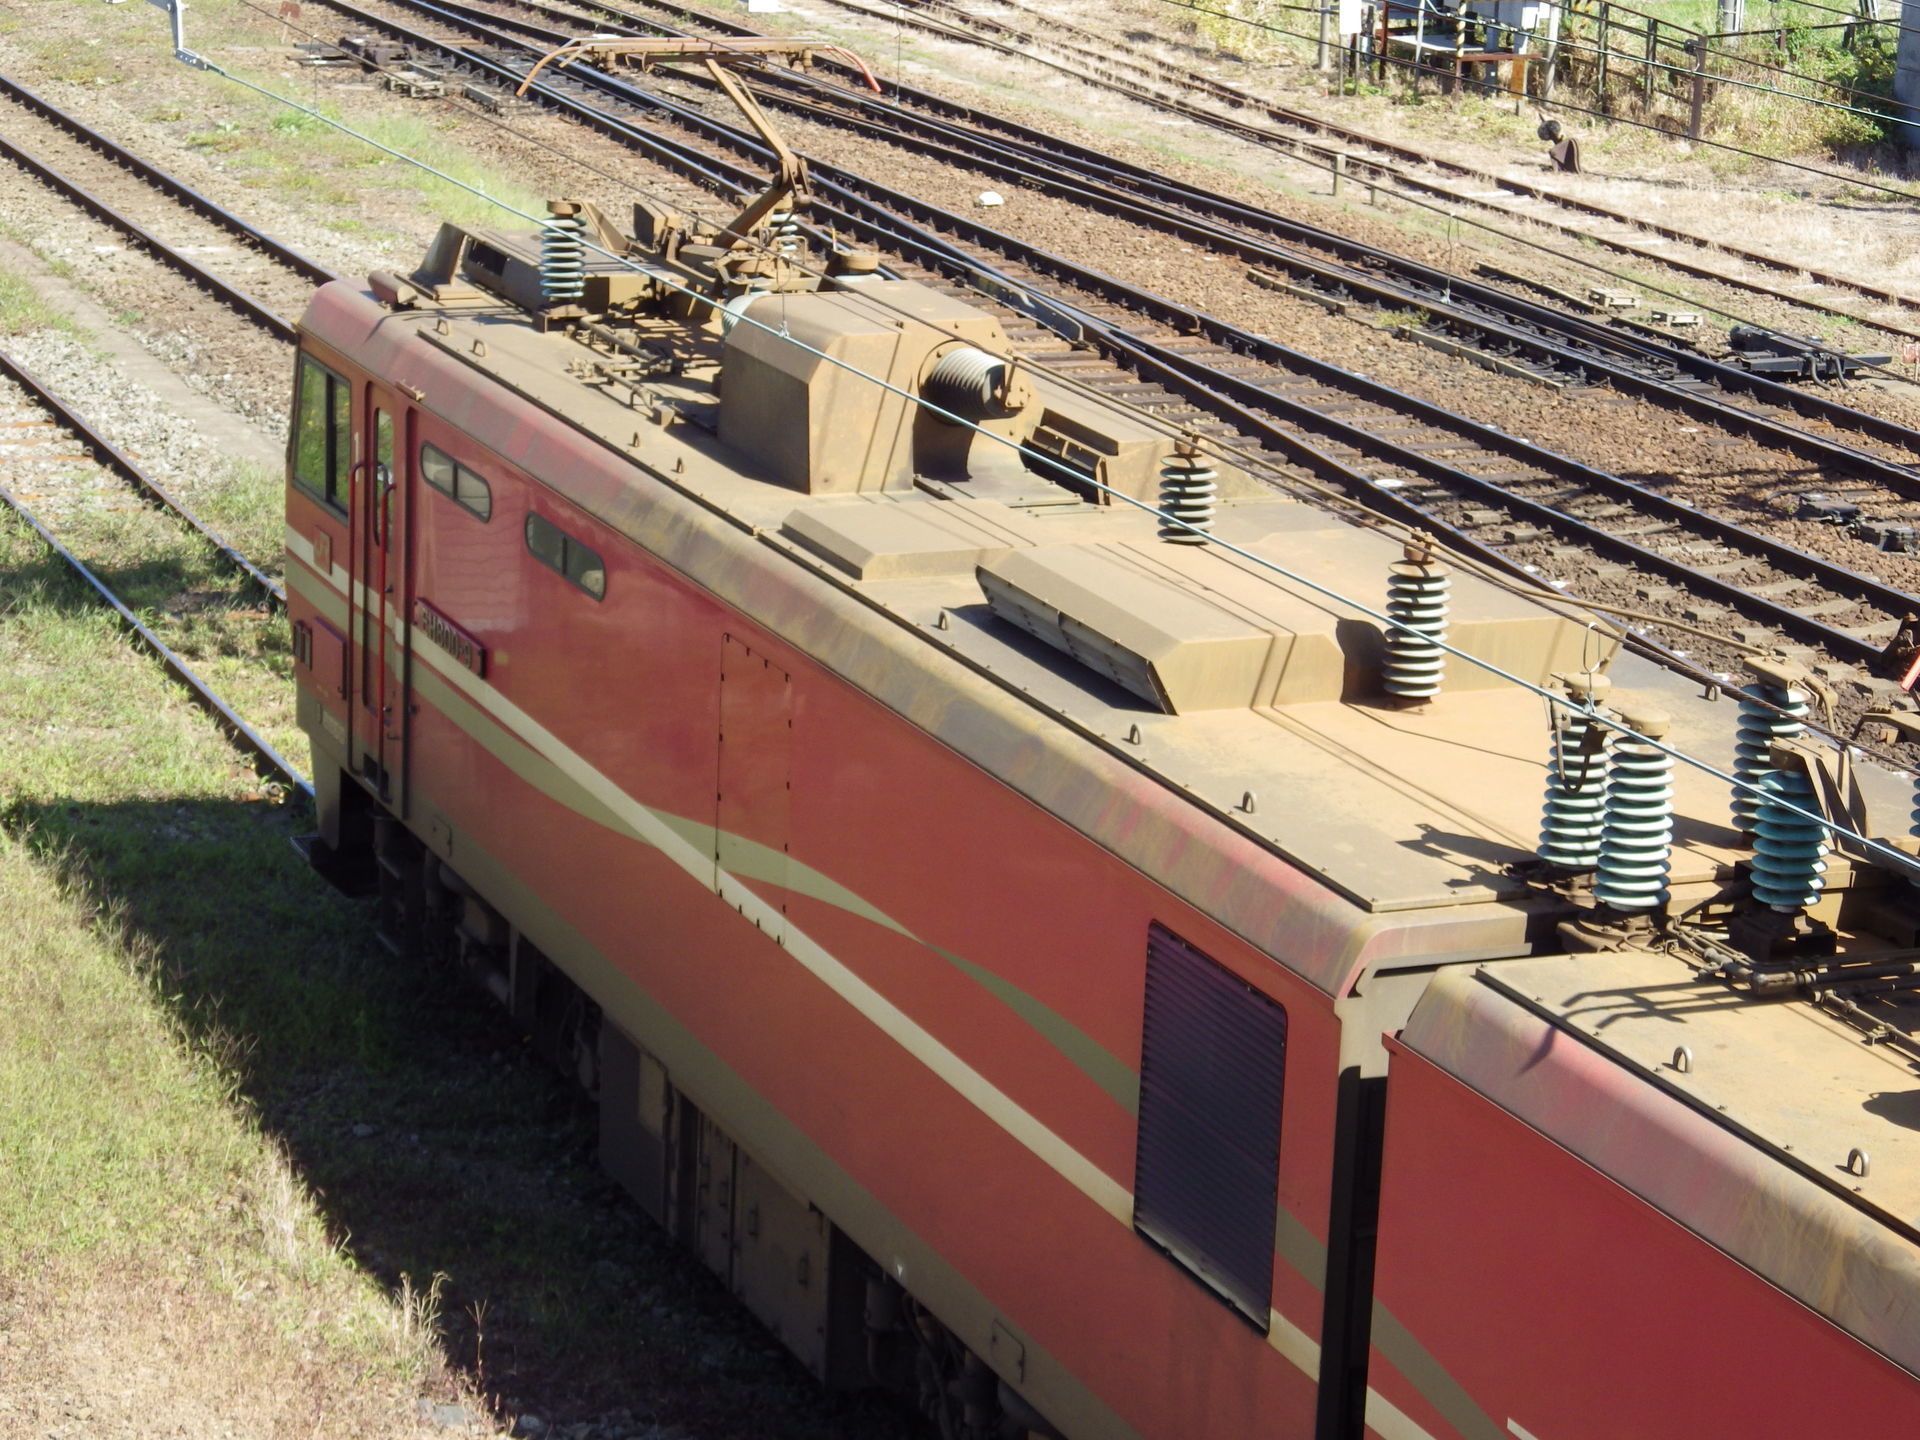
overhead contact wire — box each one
[182,49,1918,875]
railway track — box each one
[0,74,335,342]
[0,350,308,794]
[306,0,1920,693]
[772,0,1920,342]
[472,0,1920,574]
[626,44,1920,516]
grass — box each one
[0,512,459,1430]
[0,271,78,337]
[186,60,550,231]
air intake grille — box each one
[1133,923,1287,1329]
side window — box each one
[420,442,492,521]
[291,355,351,513]
[1133,923,1287,1330]
[525,512,605,600]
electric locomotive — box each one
[286,132,1920,1439]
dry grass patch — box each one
[0,829,471,1439]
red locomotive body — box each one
[286,202,1920,1438]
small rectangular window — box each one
[290,355,350,513]
[420,442,492,521]
[525,512,605,600]
[1133,923,1287,1330]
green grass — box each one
[0,497,913,1431]
[191,63,549,231]
[0,270,78,337]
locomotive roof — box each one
[1403,951,1920,1375]
[315,273,1762,919]
[309,225,1920,1002]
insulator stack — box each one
[769,207,802,256]
[1750,769,1829,912]
[1538,703,1611,872]
[923,347,1025,423]
[1157,450,1217,545]
[540,203,586,306]
[1382,553,1449,701]
[1592,710,1674,913]
[1732,670,1808,832]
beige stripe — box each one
[1267,1306,1321,1375]
[1367,1389,1444,1440]
[414,613,1135,1226]
[288,521,1455,1432]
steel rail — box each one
[504,0,1920,477]
[559,0,1920,467]
[563,0,1920,344]
[391,0,1909,654]
[0,351,285,604]
[0,72,339,288]
[0,128,298,343]
[851,0,1920,319]
[318,0,1915,668]
[0,404,309,796]
[684,67,1920,493]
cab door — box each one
[350,389,412,812]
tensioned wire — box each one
[266,0,1920,375]
[533,0,1920,388]
[243,3,1819,665]
[180,45,1920,879]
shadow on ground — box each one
[4,792,924,1440]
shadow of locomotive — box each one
[3,793,922,1440]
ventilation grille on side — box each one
[1133,923,1288,1329]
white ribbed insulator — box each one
[540,209,586,305]
[1732,681,1808,832]
[1383,561,1449,700]
[1158,453,1218,545]
[1751,769,1829,913]
[1593,735,1674,912]
[769,207,802,256]
[1538,708,1611,871]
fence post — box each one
[1688,36,1709,136]
[1541,0,1563,103]
[1333,150,1347,195]
[1644,16,1659,104]
[1597,2,1610,100]
[1317,0,1331,69]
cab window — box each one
[291,355,351,513]
[525,513,605,600]
[421,442,493,521]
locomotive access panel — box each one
[716,636,793,943]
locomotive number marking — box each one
[412,598,487,677]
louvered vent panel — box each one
[1134,923,1288,1329]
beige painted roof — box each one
[1470,948,1920,1246]
[395,301,1795,914]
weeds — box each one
[0,269,78,336]
[1378,305,1432,330]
